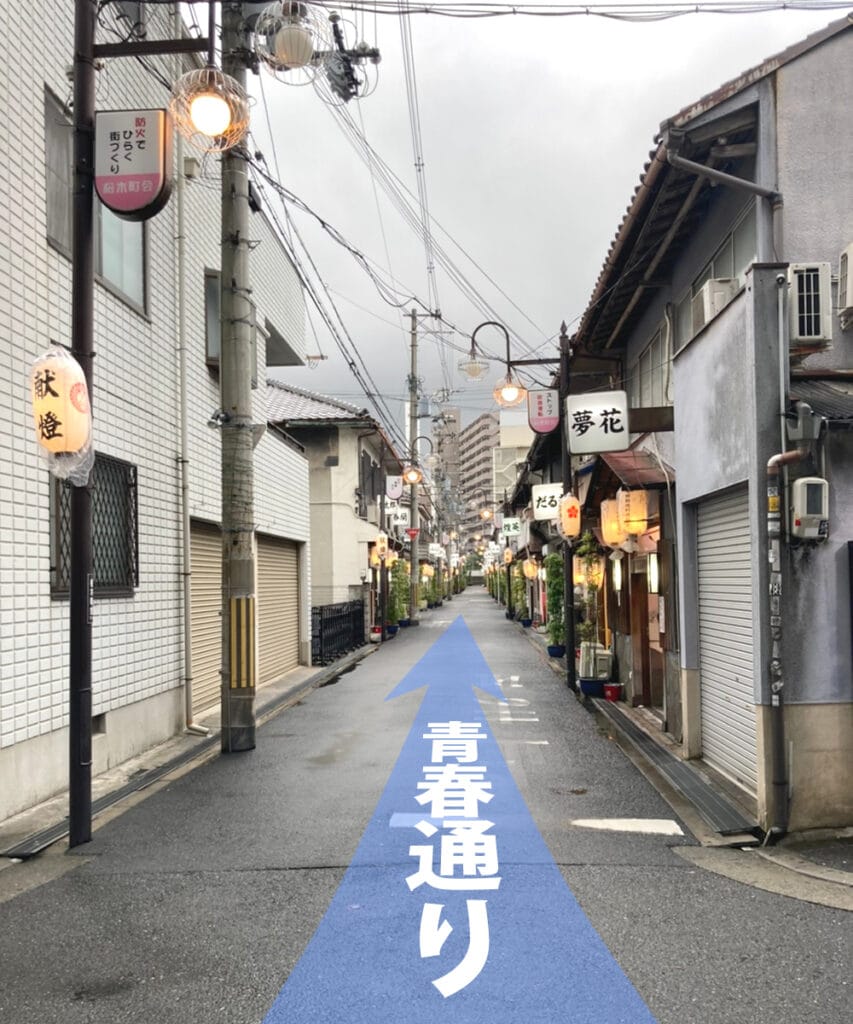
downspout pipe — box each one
[663,132,784,256]
[665,149,781,204]
[175,8,209,737]
[765,448,804,839]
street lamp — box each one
[64,0,244,848]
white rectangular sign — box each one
[566,390,630,454]
[531,483,562,520]
[387,506,410,527]
[501,517,521,537]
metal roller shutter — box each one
[190,522,222,714]
[257,535,300,685]
[697,488,757,794]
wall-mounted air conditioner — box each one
[839,243,853,330]
[788,262,832,345]
[691,278,738,334]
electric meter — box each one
[790,477,828,540]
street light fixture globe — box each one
[402,464,423,486]
[493,374,527,408]
[170,67,250,153]
[458,352,490,380]
[254,2,331,84]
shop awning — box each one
[599,449,673,488]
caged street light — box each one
[61,0,253,848]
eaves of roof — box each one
[573,14,852,357]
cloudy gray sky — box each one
[247,2,845,436]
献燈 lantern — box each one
[31,347,91,456]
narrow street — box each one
[0,590,849,1024]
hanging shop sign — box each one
[95,109,172,220]
[531,482,562,520]
[527,388,560,434]
[566,390,629,455]
[387,506,410,527]
[501,517,521,537]
[386,475,403,500]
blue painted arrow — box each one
[262,616,659,1023]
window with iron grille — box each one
[51,454,139,598]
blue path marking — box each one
[262,617,658,1023]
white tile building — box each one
[0,3,311,822]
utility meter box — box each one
[790,477,829,540]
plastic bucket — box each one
[603,682,622,702]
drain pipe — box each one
[175,9,209,737]
[663,133,784,255]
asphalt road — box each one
[0,591,849,1023]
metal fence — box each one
[311,600,366,665]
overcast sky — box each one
[246,2,845,437]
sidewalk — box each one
[0,643,377,860]
[516,616,853,901]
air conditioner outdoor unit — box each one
[839,243,853,330]
[691,278,738,334]
[788,262,833,345]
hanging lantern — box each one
[503,547,513,565]
[375,530,389,560]
[31,347,90,455]
[522,558,538,580]
[574,554,605,588]
[30,346,94,485]
[386,549,398,568]
[369,547,381,569]
[558,493,582,539]
[601,498,628,546]
[586,556,605,589]
[617,487,649,535]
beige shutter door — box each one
[190,521,222,714]
[257,534,300,685]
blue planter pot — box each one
[386,624,399,636]
[547,644,566,658]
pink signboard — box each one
[527,388,560,433]
[95,109,172,221]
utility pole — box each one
[220,3,256,751]
[408,308,419,623]
[559,322,577,691]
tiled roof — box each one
[266,379,369,424]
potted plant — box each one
[544,552,565,656]
[392,558,410,626]
[575,531,605,694]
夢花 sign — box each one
[566,391,629,455]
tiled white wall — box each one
[0,6,309,799]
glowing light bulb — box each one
[189,92,231,138]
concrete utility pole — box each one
[220,2,256,752]
[408,308,419,623]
